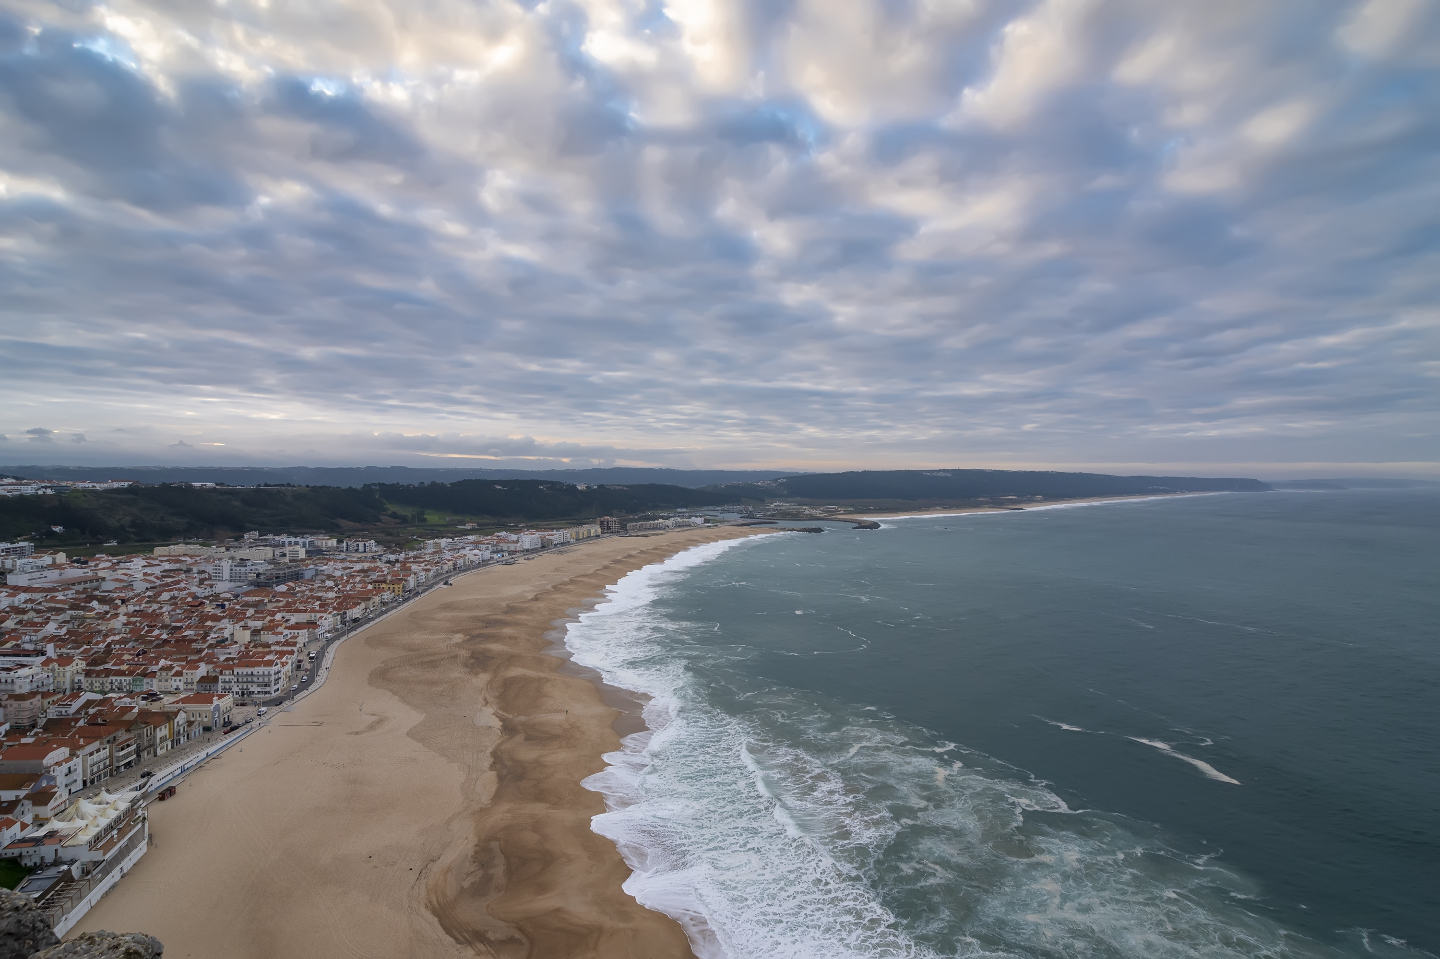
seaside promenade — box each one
[71,525,760,958]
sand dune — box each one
[73,527,761,958]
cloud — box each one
[0,0,1435,474]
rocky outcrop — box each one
[0,889,162,959]
[32,933,162,959]
[0,890,59,959]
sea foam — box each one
[566,538,1385,959]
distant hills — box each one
[0,479,764,546]
[0,467,1306,547]
[0,465,805,489]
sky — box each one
[0,0,1437,478]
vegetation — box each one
[0,485,386,545]
[0,857,32,890]
[0,479,759,546]
[370,479,758,522]
[0,468,1272,546]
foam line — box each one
[1128,737,1242,785]
[883,493,1221,521]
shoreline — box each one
[842,491,1219,520]
[71,526,766,958]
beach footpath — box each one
[69,526,763,959]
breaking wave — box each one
[564,541,1399,959]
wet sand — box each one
[73,527,763,958]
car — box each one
[257,707,268,716]
[290,684,299,691]
[139,770,154,778]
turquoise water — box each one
[566,492,1440,959]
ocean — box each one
[563,491,1440,959]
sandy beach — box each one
[73,526,763,959]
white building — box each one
[0,666,54,695]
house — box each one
[0,745,77,800]
[45,692,103,721]
[173,693,233,731]
[0,775,41,802]
[0,692,55,728]
[0,816,29,846]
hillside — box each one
[0,468,1276,548]
[373,479,755,521]
[0,480,759,547]
[0,485,388,546]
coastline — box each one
[843,491,1218,520]
[71,526,765,958]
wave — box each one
[1127,737,1243,785]
[565,538,1389,959]
[1037,716,1087,732]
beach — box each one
[72,526,762,959]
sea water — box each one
[564,491,1440,959]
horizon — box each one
[2,461,1438,484]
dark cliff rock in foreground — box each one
[33,933,162,959]
[0,891,162,959]
[0,890,59,959]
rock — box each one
[32,932,163,959]
[0,889,60,959]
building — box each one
[597,517,622,535]
[173,693,234,731]
[218,657,290,699]
[0,666,54,696]
[0,692,53,728]
[0,745,79,800]
[153,545,217,557]
[2,788,150,936]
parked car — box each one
[257,707,268,716]
[139,770,154,779]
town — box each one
[0,513,710,932]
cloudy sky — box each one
[1,0,1437,476]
